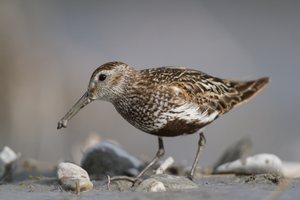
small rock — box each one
[0,146,19,164]
[135,174,198,192]
[57,162,93,192]
[81,141,144,178]
[135,178,166,192]
[215,153,283,175]
[0,146,19,180]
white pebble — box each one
[0,146,19,179]
[135,178,166,192]
[57,162,93,192]
[0,146,19,164]
[215,153,283,175]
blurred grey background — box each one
[0,0,299,166]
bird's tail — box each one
[231,77,270,106]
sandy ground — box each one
[1,174,299,200]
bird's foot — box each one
[187,174,194,181]
[107,175,142,190]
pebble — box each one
[135,178,166,192]
[215,153,283,175]
[0,146,19,179]
[81,141,144,178]
[57,162,93,192]
[135,174,198,192]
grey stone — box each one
[81,141,144,178]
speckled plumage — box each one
[77,61,268,137]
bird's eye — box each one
[98,74,107,81]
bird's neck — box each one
[109,68,140,103]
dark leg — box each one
[188,132,206,180]
[109,137,165,184]
[135,137,165,179]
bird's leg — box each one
[108,137,165,186]
[187,132,206,180]
[135,137,165,179]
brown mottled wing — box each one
[164,73,233,115]
[142,67,269,115]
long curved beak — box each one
[57,91,93,129]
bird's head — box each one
[87,61,134,101]
[57,61,135,129]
